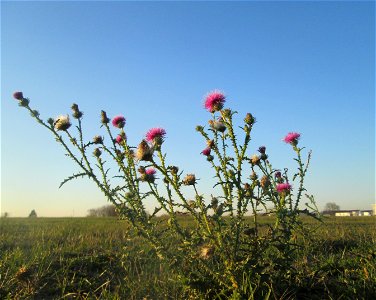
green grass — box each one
[1,216,375,299]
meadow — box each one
[1,216,375,299]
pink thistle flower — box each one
[146,127,166,146]
[276,183,292,193]
[201,147,211,156]
[13,91,24,100]
[283,132,300,145]
[204,90,226,113]
[115,133,126,144]
[145,168,156,176]
[112,115,126,128]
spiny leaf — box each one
[59,172,88,188]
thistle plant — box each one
[12,90,319,298]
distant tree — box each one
[87,205,118,217]
[324,202,340,212]
[28,209,37,218]
[1,212,9,218]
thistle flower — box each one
[204,90,226,113]
[13,91,24,100]
[145,168,156,176]
[19,98,30,107]
[275,171,282,178]
[115,133,126,144]
[93,135,103,144]
[200,245,214,260]
[283,132,300,145]
[71,103,83,119]
[101,110,110,124]
[140,168,157,183]
[54,115,71,131]
[182,174,196,185]
[146,127,166,146]
[201,147,211,156]
[276,183,292,193]
[135,140,154,161]
[112,115,126,128]
[258,146,266,154]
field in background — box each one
[1,216,375,299]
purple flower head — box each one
[112,115,126,128]
[201,147,211,156]
[275,171,282,178]
[146,128,166,147]
[258,146,266,154]
[204,90,226,113]
[13,91,24,100]
[276,183,292,193]
[283,132,301,145]
[115,133,126,144]
[145,168,156,176]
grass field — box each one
[1,216,375,299]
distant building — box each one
[322,209,373,217]
[373,204,376,216]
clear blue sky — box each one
[1,1,374,217]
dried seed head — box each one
[251,154,260,165]
[135,140,154,161]
[260,175,270,189]
[182,174,196,186]
[200,245,214,260]
[93,135,103,144]
[54,115,71,131]
[206,139,215,149]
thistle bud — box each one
[100,110,110,124]
[244,113,256,126]
[47,118,54,126]
[195,125,204,132]
[93,148,102,157]
[71,103,83,119]
[250,172,258,181]
[169,166,179,175]
[19,98,30,107]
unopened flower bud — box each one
[93,148,102,157]
[47,118,54,126]
[100,110,110,124]
[206,155,214,162]
[250,172,258,181]
[195,125,204,132]
[169,166,179,175]
[71,103,83,119]
[222,108,232,117]
[19,98,30,107]
[244,113,256,126]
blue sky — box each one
[1,1,374,217]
